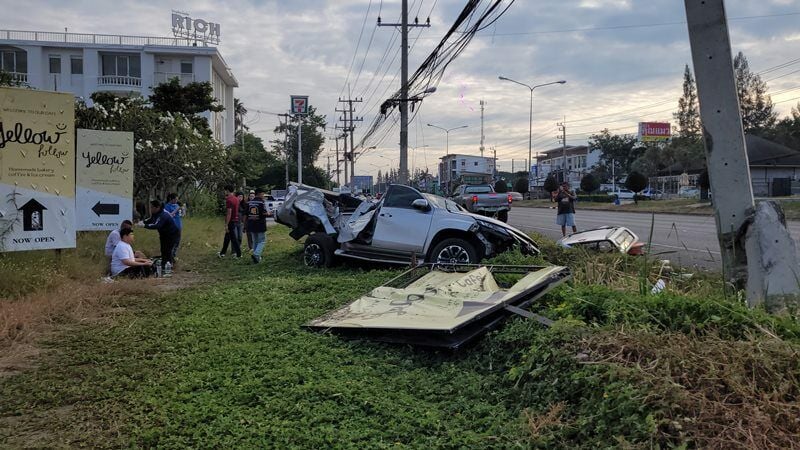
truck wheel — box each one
[497,210,509,223]
[429,238,479,265]
[304,233,336,268]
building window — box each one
[101,54,141,78]
[474,161,478,166]
[180,61,193,74]
[49,56,61,74]
[0,50,27,73]
[70,57,83,75]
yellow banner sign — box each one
[0,87,75,251]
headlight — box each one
[476,219,510,235]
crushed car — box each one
[557,226,645,256]
[276,183,540,267]
[306,263,570,349]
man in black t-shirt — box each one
[247,189,270,263]
[555,182,578,237]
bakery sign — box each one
[0,87,76,252]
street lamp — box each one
[426,124,468,155]
[498,76,566,190]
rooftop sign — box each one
[171,11,220,45]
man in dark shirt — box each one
[143,200,180,273]
[219,186,242,258]
[247,188,270,263]
[555,182,578,237]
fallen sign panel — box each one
[306,264,570,349]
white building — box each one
[534,145,601,188]
[0,29,238,145]
[438,154,496,195]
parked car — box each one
[264,196,284,217]
[451,184,512,222]
[640,188,664,199]
[606,189,636,199]
[678,187,700,198]
[509,192,524,202]
[276,183,539,268]
[557,226,645,255]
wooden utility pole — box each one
[684,0,799,310]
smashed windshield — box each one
[424,194,464,213]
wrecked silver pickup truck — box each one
[276,183,539,267]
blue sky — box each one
[5,0,800,176]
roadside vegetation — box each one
[1,219,799,448]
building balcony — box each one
[154,72,194,86]
[97,75,142,89]
[6,72,27,83]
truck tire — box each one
[304,233,336,268]
[497,210,509,223]
[428,238,479,265]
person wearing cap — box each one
[555,181,578,237]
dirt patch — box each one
[0,269,209,375]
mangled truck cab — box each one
[276,183,539,267]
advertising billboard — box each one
[0,88,76,252]
[638,122,671,142]
[76,130,134,231]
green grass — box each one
[1,219,799,448]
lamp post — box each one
[426,124,468,155]
[498,76,566,190]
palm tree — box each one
[234,98,248,131]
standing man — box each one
[143,200,180,273]
[247,188,270,263]
[111,228,155,278]
[556,181,578,237]
[219,185,242,258]
[242,190,255,252]
[164,193,183,258]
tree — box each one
[580,173,600,193]
[513,177,529,194]
[543,175,559,195]
[494,178,508,193]
[268,106,329,188]
[234,98,248,131]
[625,171,648,194]
[674,64,702,139]
[149,78,224,135]
[588,130,642,175]
[733,52,777,134]
[228,131,274,185]
[75,93,234,203]
[770,102,800,150]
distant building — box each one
[534,145,601,188]
[656,134,800,196]
[438,154,496,195]
[351,175,374,194]
[0,29,238,145]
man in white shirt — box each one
[111,228,155,278]
[105,220,134,257]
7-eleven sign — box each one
[290,95,309,115]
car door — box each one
[371,185,434,254]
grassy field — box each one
[516,198,800,219]
[1,218,799,448]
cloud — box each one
[3,0,799,177]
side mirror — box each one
[411,199,430,211]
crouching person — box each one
[111,228,155,278]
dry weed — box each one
[524,402,566,437]
[583,330,800,449]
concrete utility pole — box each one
[480,100,485,157]
[297,116,303,184]
[378,0,430,184]
[557,120,566,183]
[492,146,497,180]
[334,134,341,187]
[278,113,291,188]
[684,0,799,310]
[337,97,362,190]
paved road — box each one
[509,207,800,270]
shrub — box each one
[625,171,648,193]
[543,175,559,195]
[580,173,600,193]
[513,177,529,194]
